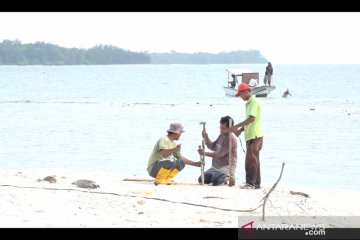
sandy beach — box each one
[1,168,359,228]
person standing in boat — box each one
[197,116,237,186]
[230,83,264,190]
[230,74,236,88]
[147,123,202,185]
[264,62,273,87]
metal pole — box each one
[229,119,233,187]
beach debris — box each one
[123,178,173,182]
[137,200,145,205]
[290,191,310,198]
[261,162,286,221]
[200,218,213,224]
[132,191,152,195]
[310,109,315,111]
[61,176,67,179]
[15,172,23,176]
[43,176,57,183]
[203,196,226,199]
[72,179,99,189]
[36,178,42,182]
[138,212,144,215]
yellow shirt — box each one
[147,136,181,174]
[244,95,264,141]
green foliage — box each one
[149,50,268,64]
[0,39,267,65]
[0,39,152,65]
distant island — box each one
[149,50,268,64]
[0,39,268,65]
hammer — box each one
[199,122,206,133]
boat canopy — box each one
[226,69,252,76]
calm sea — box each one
[0,64,359,191]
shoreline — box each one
[1,168,359,228]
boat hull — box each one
[223,85,276,97]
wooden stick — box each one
[229,119,233,187]
[123,178,174,182]
[202,139,205,183]
[262,162,286,221]
[203,196,226,199]
[290,191,310,198]
[198,145,204,185]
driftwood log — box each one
[261,162,286,221]
[203,196,226,199]
[290,191,310,198]
[123,178,174,182]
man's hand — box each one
[235,129,242,137]
[197,148,204,155]
[229,125,238,133]
[202,130,208,141]
[175,144,181,152]
[193,162,202,167]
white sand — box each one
[0,168,359,228]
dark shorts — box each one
[149,158,185,178]
[198,170,228,186]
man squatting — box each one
[147,123,201,185]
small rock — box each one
[61,176,67,179]
[36,179,42,182]
[138,212,144,214]
[138,200,145,205]
[72,179,99,189]
[310,109,315,111]
[43,176,57,183]
[200,218,213,223]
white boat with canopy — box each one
[223,69,276,97]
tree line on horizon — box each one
[149,50,268,64]
[0,39,267,65]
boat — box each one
[223,69,276,97]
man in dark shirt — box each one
[197,116,237,186]
[264,62,273,87]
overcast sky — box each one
[1,12,359,64]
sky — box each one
[1,12,360,64]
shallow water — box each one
[0,64,359,191]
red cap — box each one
[234,83,250,97]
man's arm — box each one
[229,116,255,133]
[197,148,215,158]
[160,144,181,157]
[203,131,217,151]
[181,155,201,167]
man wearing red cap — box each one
[147,123,202,185]
[230,83,264,190]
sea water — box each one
[0,64,359,191]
